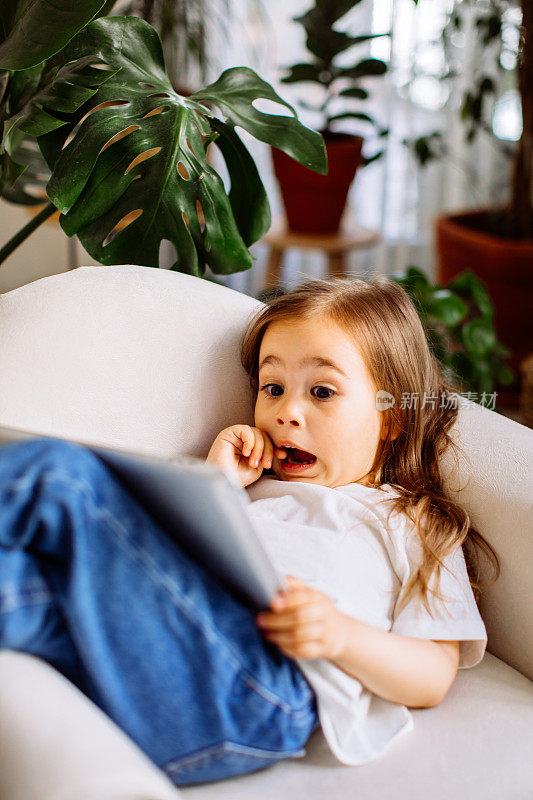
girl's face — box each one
[254,316,385,488]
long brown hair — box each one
[241,277,500,618]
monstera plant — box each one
[0,1,326,276]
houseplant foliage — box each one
[407,0,531,404]
[393,267,514,402]
[0,4,326,275]
[410,0,531,240]
[272,0,389,234]
[281,0,388,147]
[0,0,106,70]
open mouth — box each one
[278,446,317,472]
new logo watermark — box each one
[375,390,396,411]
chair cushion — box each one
[180,651,533,800]
[2,650,531,800]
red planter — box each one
[272,134,363,234]
[436,210,533,407]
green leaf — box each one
[208,117,271,247]
[413,136,434,166]
[340,34,390,46]
[448,269,494,317]
[361,149,385,165]
[0,0,106,70]
[470,277,493,318]
[328,111,374,124]
[42,17,256,275]
[449,352,476,388]
[493,360,515,386]
[303,25,367,63]
[337,87,369,99]
[0,133,50,204]
[2,56,116,157]
[193,67,327,174]
[281,63,324,85]
[492,340,511,358]
[336,59,388,80]
[0,149,26,193]
[426,290,467,326]
[471,360,493,397]
[315,0,365,25]
[394,266,430,295]
[461,319,496,358]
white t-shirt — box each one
[245,476,487,766]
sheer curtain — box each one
[206,0,517,297]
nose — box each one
[276,395,305,427]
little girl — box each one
[0,277,499,786]
[206,276,499,768]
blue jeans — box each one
[0,438,319,786]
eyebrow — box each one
[258,354,348,378]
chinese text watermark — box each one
[375,391,497,411]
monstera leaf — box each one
[34,16,326,275]
[2,57,117,162]
[0,133,51,205]
[0,54,117,201]
[0,0,106,70]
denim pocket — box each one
[164,739,308,786]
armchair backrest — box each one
[0,265,531,681]
[0,265,258,458]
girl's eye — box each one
[311,386,335,400]
[261,383,284,397]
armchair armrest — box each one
[442,397,533,681]
[0,651,182,800]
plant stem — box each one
[0,200,57,266]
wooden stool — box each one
[262,216,380,289]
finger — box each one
[285,575,304,586]
[235,426,255,457]
[274,446,287,460]
[276,578,315,601]
[259,615,325,636]
[258,604,325,629]
[272,588,317,612]
[264,623,323,643]
[264,632,324,659]
[249,429,265,469]
[260,436,274,469]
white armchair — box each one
[0,265,532,800]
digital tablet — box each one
[0,424,284,610]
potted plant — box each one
[409,0,532,406]
[392,267,514,408]
[273,0,388,234]
[0,1,326,276]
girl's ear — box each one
[381,415,401,442]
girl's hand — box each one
[206,424,286,488]
[256,576,346,661]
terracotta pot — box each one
[436,210,533,407]
[272,133,363,234]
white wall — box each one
[0,200,101,294]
